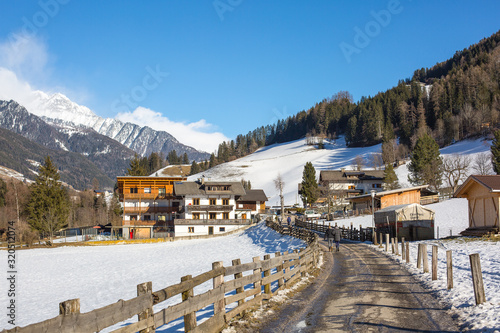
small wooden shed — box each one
[374,203,435,241]
[454,175,500,236]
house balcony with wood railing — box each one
[123,207,181,214]
[174,219,252,225]
[120,193,176,200]
[186,205,234,212]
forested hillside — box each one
[211,30,500,166]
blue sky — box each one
[0,1,499,152]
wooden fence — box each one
[294,219,373,242]
[2,224,320,333]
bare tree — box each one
[442,154,471,195]
[472,152,493,175]
[370,152,384,170]
[274,174,285,223]
[352,155,365,171]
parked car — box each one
[304,210,321,219]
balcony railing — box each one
[186,205,234,212]
[174,219,251,226]
[123,207,180,214]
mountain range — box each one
[0,93,210,190]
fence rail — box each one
[294,219,373,242]
[2,222,320,333]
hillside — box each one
[188,137,492,206]
[0,127,115,189]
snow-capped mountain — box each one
[30,92,209,161]
[0,99,135,188]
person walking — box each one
[334,226,341,252]
[324,225,335,252]
[287,216,291,226]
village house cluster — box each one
[116,176,267,239]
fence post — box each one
[137,282,154,333]
[299,248,306,277]
[422,244,429,273]
[276,251,284,288]
[232,258,245,311]
[401,237,405,260]
[385,234,389,252]
[263,254,271,295]
[181,275,197,331]
[469,253,486,305]
[59,298,80,315]
[405,241,410,263]
[374,231,378,245]
[283,251,290,286]
[379,233,383,248]
[395,238,399,256]
[446,250,453,289]
[432,245,438,280]
[253,256,262,306]
[391,238,395,254]
[213,261,225,315]
[417,244,422,269]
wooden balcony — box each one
[174,219,251,226]
[186,205,233,213]
[123,207,180,214]
[120,193,175,200]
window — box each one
[209,213,217,219]
[209,198,217,205]
[192,213,200,220]
[219,227,225,232]
[222,198,229,205]
[143,215,151,221]
[130,188,138,194]
[372,184,382,188]
[144,187,151,193]
[130,215,137,221]
[188,227,194,233]
[223,212,229,219]
[193,198,200,205]
[158,187,166,196]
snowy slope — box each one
[0,223,305,331]
[191,137,492,207]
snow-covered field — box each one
[190,136,492,206]
[0,223,306,331]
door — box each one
[208,226,214,235]
[242,213,247,220]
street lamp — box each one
[371,190,376,243]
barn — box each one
[454,175,500,236]
[374,203,435,241]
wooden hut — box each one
[454,175,500,236]
[374,203,435,241]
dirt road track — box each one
[259,242,461,332]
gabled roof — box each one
[320,170,384,181]
[348,185,429,201]
[454,175,500,197]
[237,189,268,202]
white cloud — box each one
[116,107,229,153]
[0,32,50,82]
[0,68,42,110]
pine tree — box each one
[383,164,400,190]
[300,162,318,207]
[126,154,147,176]
[0,178,6,207]
[182,153,189,165]
[408,134,443,190]
[190,161,200,175]
[491,130,500,174]
[25,156,70,240]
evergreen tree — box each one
[300,162,318,207]
[408,134,443,190]
[25,156,70,240]
[491,130,500,174]
[182,153,189,165]
[190,161,200,175]
[383,164,400,190]
[0,178,6,207]
[126,154,147,176]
